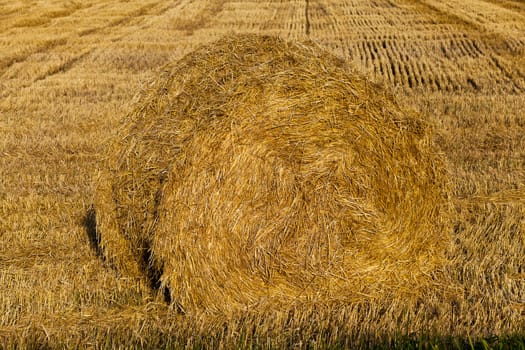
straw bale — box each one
[93,34,452,313]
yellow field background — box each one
[1,0,524,347]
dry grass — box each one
[94,34,452,314]
[0,0,523,348]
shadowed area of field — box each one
[0,0,523,347]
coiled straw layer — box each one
[93,34,451,314]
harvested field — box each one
[0,0,524,348]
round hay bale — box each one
[93,34,452,313]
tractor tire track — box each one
[0,38,68,77]
[1,1,180,95]
[0,1,176,81]
[305,0,311,36]
[387,0,525,92]
[31,49,95,85]
[481,0,525,15]
[405,0,525,85]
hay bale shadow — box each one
[84,205,103,259]
[83,205,171,304]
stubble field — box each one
[0,0,524,348]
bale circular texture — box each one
[93,34,451,313]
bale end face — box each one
[93,34,452,313]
